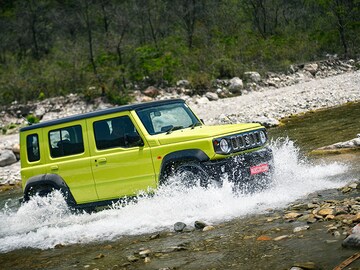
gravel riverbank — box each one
[189,70,360,126]
[0,70,359,186]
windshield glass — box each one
[136,102,201,135]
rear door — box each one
[87,112,156,201]
[43,121,98,204]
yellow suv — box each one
[20,99,273,209]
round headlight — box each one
[219,138,231,154]
[259,131,267,144]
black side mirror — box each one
[125,133,144,147]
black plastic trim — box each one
[23,174,77,206]
[159,149,210,181]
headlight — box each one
[259,130,267,144]
[219,138,231,154]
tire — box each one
[174,162,209,188]
[27,185,55,198]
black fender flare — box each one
[23,174,76,206]
[159,149,210,183]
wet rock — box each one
[273,235,290,241]
[256,235,272,241]
[252,116,280,128]
[293,225,310,233]
[94,253,105,259]
[342,234,360,248]
[203,225,215,232]
[292,261,318,269]
[139,249,152,258]
[174,222,187,232]
[194,220,207,230]
[284,212,302,219]
[0,150,17,167]
[127,255,139,262]
[317,208,334,216]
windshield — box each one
[136,102,201,135]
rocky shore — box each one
[2,182,360,269]
[0,60,359,186]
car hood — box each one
[154,123,262,145]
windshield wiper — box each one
[166,125,183,134]
[189,122,202,129]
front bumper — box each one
[203,147,274,184]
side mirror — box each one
[125,133,144,147]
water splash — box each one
[0,139,350,252]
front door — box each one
[87,113,156,201]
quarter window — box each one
[26,134,40,162]
[49,125,84,158]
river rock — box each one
[143,86,160,98]
[252,116,280,128]
[203,225,215,232]
[228,77,243,93]
[244,71,261,83]
[205,92,219,101]
[304,63,318,76]
[284,212,302,219]
[317,208,334,216]
[293,225,310,233]
[0,150,17,167]
[342,234,360,248]
[174,222,187,232]
[194,220,208,230]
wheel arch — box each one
[159,149,210,183]
[23,174,76,206]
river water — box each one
[0,103,359,266]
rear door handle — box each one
[50,165,59,171]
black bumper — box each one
[203,147,274,185]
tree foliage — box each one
[0,0,359,105]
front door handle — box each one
[97,158,107,165]
[50,165,59,171]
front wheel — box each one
[174,162,210,188]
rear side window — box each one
[49,125,84,158]
[26,134,40,162]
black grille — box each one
[231,130,264,152]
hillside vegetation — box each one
[0,0,359,106]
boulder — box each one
[205,92,219,101]
[176,79,190,88]
[228,77,243,93]
[303,63,318,76]
[244,71,261,83]
[0,150,17,167]
[143,86,159,98]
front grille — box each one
[231,130,264,152]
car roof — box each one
[20,98,185,132]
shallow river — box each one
[0,102,359,269]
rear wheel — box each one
[27,185,55,199]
